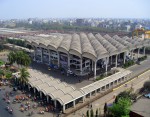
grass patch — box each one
[96,70,118,81]
[0,59,5,66]
[138,55,147,62]
[123,60,135,68]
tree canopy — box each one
[109,98,131,117]
[7,51,31,67]
[19,67,30,84]
[7,39,26,47]
[117,90,137,102]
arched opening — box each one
[35,47,42,62]
[41,47,49,64]
[59,52,68,70]
[65,101,74,110]
[49,50,59,68]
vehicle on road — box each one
[144,93,150,99]
[13,87,18,91]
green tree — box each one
[90,109,94,117]
[5,71,12,80]
[16,51,31,67]
[7,51,16,65]
[16,51,24,66]
[95,109,98,117]
[114,95,119,104]
[22,53,31,67]
[104,102,108,117]
[7,51,31,67]
[117,90,137,101]
[109,98,131,117]
[86,110,89,117]
[19,68,30,87]
[0,69,5,79]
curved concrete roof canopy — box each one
[95,34,118,56]
[103,34,126,53]
[87,33,109,59]
[80,33,97,61]
[112,35,134,50]
[23,33,149,62]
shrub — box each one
[86,110,89,117]
[143,80,150,91]
[138,55,147,62]
[109,98,131,117]
[5,71,12,79]
[123,60,135,68]
[96,109,98,117]
[90,109,94,117]
[0,59,5,66]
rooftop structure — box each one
[22,32,150,78]
[21,68,132,113]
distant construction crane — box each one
[132,28,150,39]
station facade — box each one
[23,33,149,79]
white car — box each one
[67,70,73,75]
[144,93,150,99]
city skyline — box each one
[0,0,150,19]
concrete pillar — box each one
[103,86,106,91]
[40,91,42,98]
[34,88,36,94]
[94,61,97,80]
[73,101,75,108]
[28,84,30,91]
[108,84,111,89]
[41,48,43,62]
[107,56,109,64]
[80,58,82,75]
[123,52,126,64]
[89,93,92,98]
[116,80,118,85]
[68,54,70,70]
[33,49,36,61]
[54,100,57,108]
[92,60,94,71]
[110,82,113,87]
[105,57,108,75]
[57,52,60,67]
[111,56,113,65]
[115,54,118,67]
[118,54,120,60]
[137,48,140,59]
[95,90,97,95]
[63,105,65,113]
[82,96,85,103]
[143,47,146,56]
[131,50,133,59]
[46,96,49,103]
[49,50,51,64]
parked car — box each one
[67,70,73,75]
[144,93,150,99]
[13,87,18,91]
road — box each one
[68,67,150,117]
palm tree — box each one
[7,51,16,65]
[18,68,30,89]
[16,51,24,67]
[8,51,31,68]
[16,51,31,67]
[22,54,31,67]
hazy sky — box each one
[0,0,149,19]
